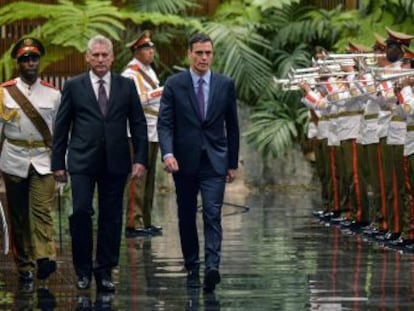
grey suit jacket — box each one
[51,72,148,175]
[157,70,239,175]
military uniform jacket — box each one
[122,58,161,142]
[0,77,61,178]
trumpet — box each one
[325,53,386,59]
[290,64,342,74]
[375,70,414,82]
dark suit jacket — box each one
[51,72,148,175]
[157,70,239,175]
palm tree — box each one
[0,0,200,81]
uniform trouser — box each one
[405,154,414,240]
[381,141,405,234]
[340,139,369,223]
[327,145,341,212]
[3,167,56,273]
[361,143,387,227]
[126,142,159,229]
[313,138,330,209]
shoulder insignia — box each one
[129,64,140,72]
[40,80,58,89]
[0,80,17,87]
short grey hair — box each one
[87,35,113,54]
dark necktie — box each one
[197,78,204,119]
[98,79,108,115]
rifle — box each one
[0,200,9,254]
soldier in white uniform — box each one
[0,37,61,290]
[122,30,163,237]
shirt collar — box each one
[189,68,211,85]
[89,70,111,85]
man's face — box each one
[135,47,155,66]
[86,43,114,77]
[188,41,213,76]
[18,54,40,82]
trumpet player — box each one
[300,46,336,219]
[332,43,371,234]
[359,34,389,238]
[375,27,414,243]
[389,46,414,249]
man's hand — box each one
[226,169,237,183]
[53,170,68,183]
[131,163,146,179]
[163,156,179,173]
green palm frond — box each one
[204,22,272,103]
[273,44,311,78]
[243,92,308,159]
[119,10,201,29]
[0,1,58,22]
[126,0,198,14]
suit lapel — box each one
[82,74,97,105]
[206,73,218,121]
[108,73,118,114]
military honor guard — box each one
[0,37,60,291]
[122,30,163,238]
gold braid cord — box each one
[0,87,19,122]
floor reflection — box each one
[2,188,414,310]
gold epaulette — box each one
[0,86,19,122]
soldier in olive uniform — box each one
[0,37,60,290]
[122,30,163,237]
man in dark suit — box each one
[157,33,239,292]
[51,35,148,292]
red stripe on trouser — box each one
[127,180,136,229]
[352,140,363,222]
[377,144,387,230]
[392,169,400,233]
[330,146,339,211]
[403,157,414,240]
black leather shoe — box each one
[37,258,57,280]
[204,269,220,293]
[37,288,56,310]
[18,271,34,293]
[96,277,116,293]
[76,295,93,311]
[312,210,326,218]
[125,227,151,238]
[146,225,163,235]
[19,271,34,283]
[377,231,401,242]
[186,269,201,288]
[77,276,91,290]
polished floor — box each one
[1,185,414,311]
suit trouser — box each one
[126,142,159,229]
[3,167,56,273]
[69,172,127,278]
[381,141,405,233]
[173,151,226,273]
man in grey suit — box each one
[51,35,148,292]
[157,33,239,292]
